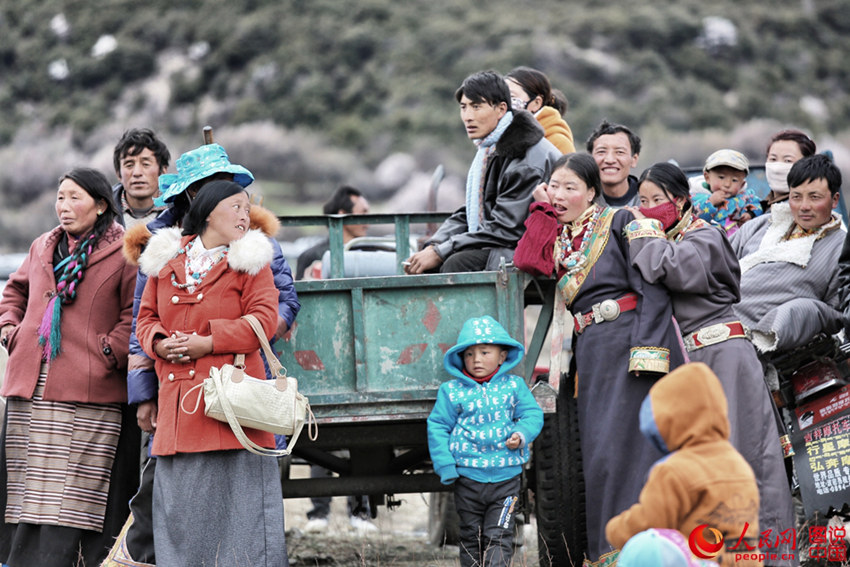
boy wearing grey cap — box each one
[692,149,763,236]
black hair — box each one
[637,162,692,203]
[551,89,569,115]
[454,70,511,107]
[182,180,247,236]
[172,172,236,221]
[59,167,119,238]
[767,129,816,158]
[113,128,171,173]
[585,120,641,156]
[787,154,842,196]
[323,185,363,215]
[506,66,568,115]
[551,153,602,199]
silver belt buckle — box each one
[696,323,732,347]
[575,313,588,334]
[592,299,621,324]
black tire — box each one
[278,454,291,484]
[534,391,586,567]
[427,491,460,546]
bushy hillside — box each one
[1,0,848,249]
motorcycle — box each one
[766,333,850,520]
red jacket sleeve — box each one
[514,201,560,277]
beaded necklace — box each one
[558,205,602,275]
[170,238,228,291]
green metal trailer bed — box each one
[275,212,578,567]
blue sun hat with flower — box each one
[155,143,254,206]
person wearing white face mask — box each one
[762,129,817,212]
[505,66,575,154]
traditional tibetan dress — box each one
[626,211,796,565]
[516,202,686,566]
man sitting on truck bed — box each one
[404,70,561,274]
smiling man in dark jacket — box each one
[405,70,561,273]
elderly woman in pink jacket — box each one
[0,167,139,567]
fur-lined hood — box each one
[123,204,280,266]
[494,110,545,161]
[138,227,272,277]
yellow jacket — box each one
[535,106,574,154]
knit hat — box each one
[155,143,253,206]
[703,149,749,174]
[619,529,716,567]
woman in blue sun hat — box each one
[153,143,254,210]
[103,143,299,566]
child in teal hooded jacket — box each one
[427,315,543,567]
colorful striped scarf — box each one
[37,233,97,362]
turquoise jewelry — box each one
[170,240,227,290]
[558,206,601,275]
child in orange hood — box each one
[606,363,765,567]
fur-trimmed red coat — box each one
[122,206,298,406]
[135,227,278,456]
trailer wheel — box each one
[427,492,460,546]
[278,454,291,484]
[534,392,586,567]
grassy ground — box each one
[283,464,541,566]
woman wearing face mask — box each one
[623,162,796,566]
[762,129,816,212]
[505,66,575,154]
[514,153,685,566]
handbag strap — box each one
[209,363,304,457]
[179,383,205,415]
[241,314,287,382]
[230,314,319,452]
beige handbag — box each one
[181,314,316,456]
